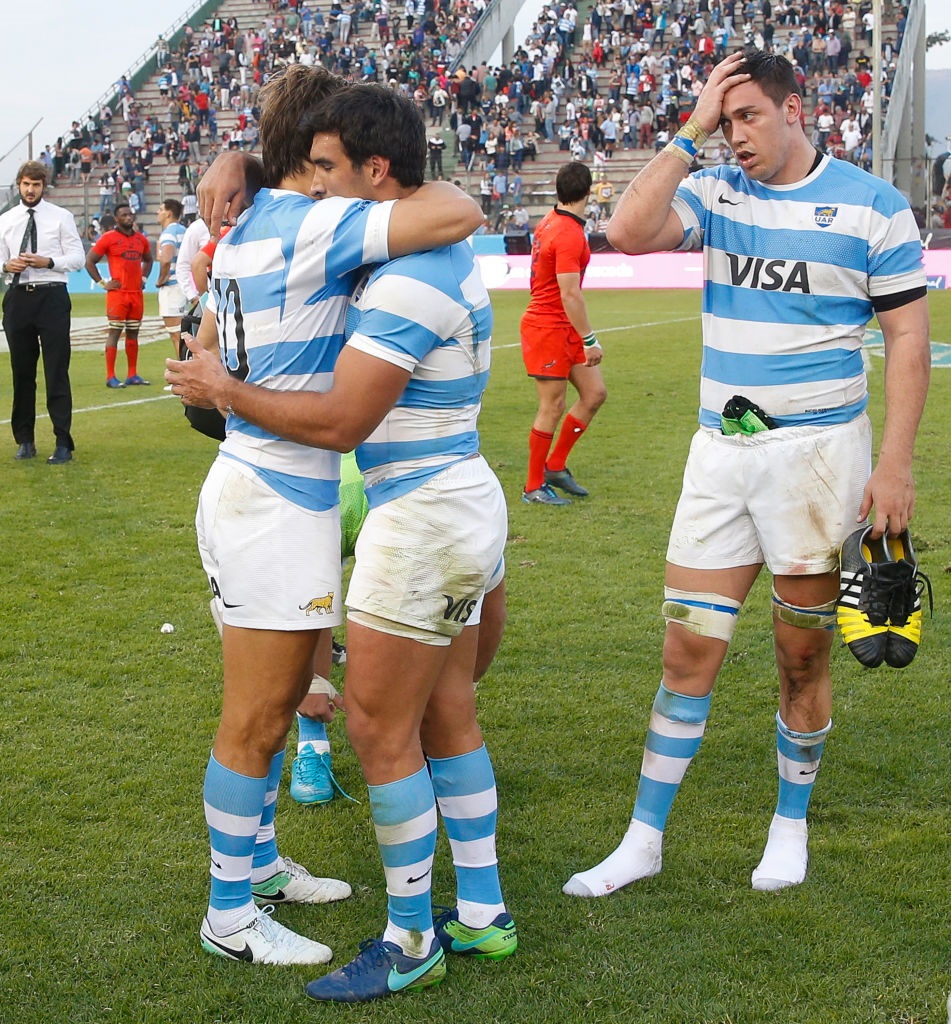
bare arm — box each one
[387,181,483,255]
[191,250,213,296]
[607,50,749,254]
[557,271,602,367]
[165,337,410,451]
[156,242,176,287]
[860,295,931,538]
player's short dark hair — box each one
[161,198,184,220]
[303,84,426,188]
[734,49,802,105]
[556,161,592,204]
[259,64,346,187]
[16,160,48,185]
[113,201,132,215]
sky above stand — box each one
[1,1,949,187]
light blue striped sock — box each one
[296,714,330,754]
[430,744,504,928]
[370,764,438,957]
[251,750,284,881]
[631,682,711,831]
[774,713,831,820]
[203,752,266,927]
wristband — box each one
[582,332,600,348]
[97,278,109,288]
[679,116,710,148]
[663,140,693,166]
[307,675,341,701]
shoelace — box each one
[861,562,933,627]
[431,905,456,933]
[339,939,391,978]
[295,749,359,802]
[249,905,279,938]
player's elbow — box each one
[605,217,647,254]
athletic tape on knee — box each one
[662,588,741,643]
[771,588,837,630]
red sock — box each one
[126,338,139,378]
[526,428,554,492]
[546,414,587,472]
[105,347,118,380]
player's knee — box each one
[775,629,833,686]
[586,380,607,412]
[662,588,741,643]
[772,588,837,631]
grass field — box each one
[1,288,949,1024]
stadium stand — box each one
[22,0,907,244]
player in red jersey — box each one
[519,161,606,505]
[85,201,153,388]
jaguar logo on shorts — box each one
[813,205,838,228]
[300,592,335,615]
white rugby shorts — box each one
[158,282,188,319]
[196,457,343,630]
[667,414,872,576]
[347,455,508,640]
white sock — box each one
[751,813,808,891]
[205,901,258,936]
[382,922,436,958]
[562,819,663,897]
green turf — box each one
[1,289,948,1023]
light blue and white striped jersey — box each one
[671,154,925,429]
[344,242,492,508]
[158,221,186,287]
[207,187,392,512]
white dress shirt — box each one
[0,198,85,285]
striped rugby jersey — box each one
[207,187,392,511]
[344,242,492,508]
[671,154,925,429]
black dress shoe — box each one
[47,446,73,465]
[14,442,37,460]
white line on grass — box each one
[492,314,701,350]
[0,393,176,426]
[5,317,705,424]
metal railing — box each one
[2,0,220,209]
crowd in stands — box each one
[28,0,915,237]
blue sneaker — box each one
[290,746,358,805]
[290,747,335,805]
[105,376,126,389]
[434,907,518,960]
[304,937,446,1003]
[522,484,571,506]
[125,374,151,386]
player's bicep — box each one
[556,271,583,303]
[332,346,411,445]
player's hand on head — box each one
[198,152,264,237]
[694,50,750,134]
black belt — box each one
[10,282,66,291]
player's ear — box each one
[367,154,391,186]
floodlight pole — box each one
[872,0,882,178]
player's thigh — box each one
[520,318,577,378]
[751,416,872,576]
[347,456,507,639]
[197,458,344,631]
[667,428,764,570]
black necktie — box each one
[11,209,37,287]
